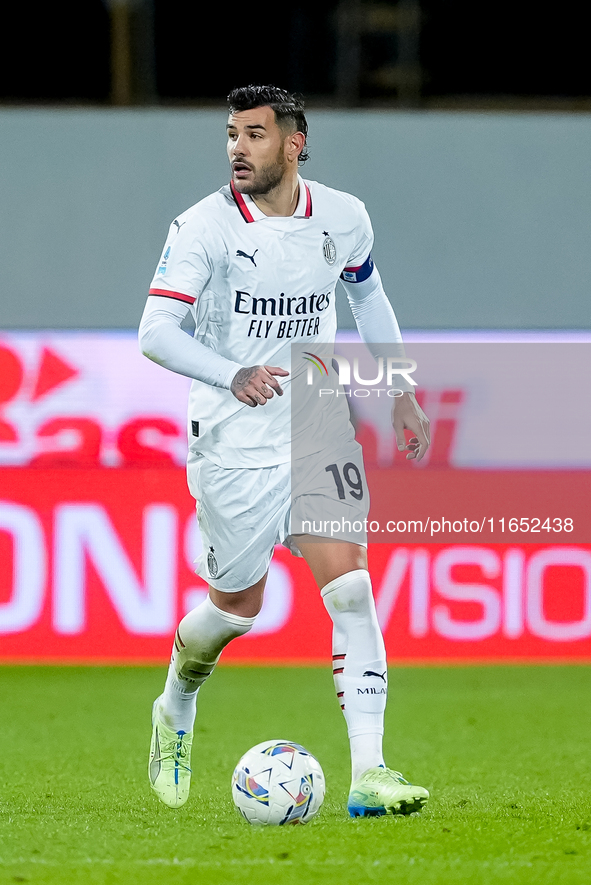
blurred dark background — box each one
[1,0,590,107]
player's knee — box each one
[320,569,373,614]
[177,595,259,661]
[211,590,263,619]
[209,578,266,619]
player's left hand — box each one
[392,392,430,461]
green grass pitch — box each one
[0,665,590,885]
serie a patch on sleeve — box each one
[340,253,374,283]
[191,421,200,438]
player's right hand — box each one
[230,365,289,407]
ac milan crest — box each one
[322,233,336,265]
[207,546,218,577]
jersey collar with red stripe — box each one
[230,175,312,223]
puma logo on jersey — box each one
[363,670,387,682]
[236,249,258,266]
[173,220,186,233]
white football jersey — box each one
[149,176,374,468]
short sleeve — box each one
[148,215,216,306]
[340,201,375,283]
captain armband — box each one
[340,253,375,284]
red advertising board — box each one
[1,467,590,664]
[1,332,590,663]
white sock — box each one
[160,595,256,732]
[322,569,387,783]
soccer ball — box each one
[231,739,325,826]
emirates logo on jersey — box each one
[322,232,337,266]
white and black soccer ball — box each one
[231,739,325,826]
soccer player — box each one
[139,85,431,817]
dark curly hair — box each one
[227,85,309,164]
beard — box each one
[235,147,287,196]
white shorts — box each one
[291,441,369,545]
[187,441,369,592]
